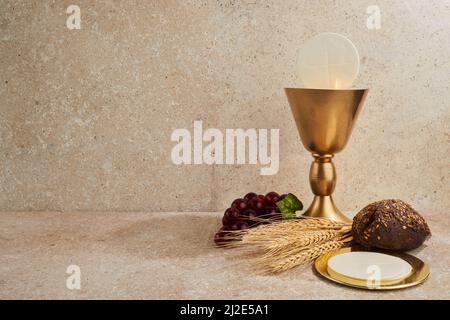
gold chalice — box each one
[285,88,369,223]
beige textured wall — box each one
[1,0,449,213]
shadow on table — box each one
[103,213,222,259]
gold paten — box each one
[314,247,430,290]
[285,88,369,223]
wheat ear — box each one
[234,218,350,241]
[269,240,345,273]
[264,229,343,255]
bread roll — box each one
[352,199,431,250]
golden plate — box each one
[314,246,430,290]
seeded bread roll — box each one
[352,199,431,251]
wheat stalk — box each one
[224,218,352,273]
[269,241,346,273]
[264,229,342,255]
[232,218,350,241]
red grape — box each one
[244,192,257,202]
[231,198,248,212]
[266,206,281,214]
[229,223,240,231]
[249,197,265,210]
[241,208,257,218]
[241,209,258,225]
[237,221,249,230]
[256,194,265,201]
[256,207,276,218]
[265,191,280,205]
[222,215,228,226]
[224,207,240,222]
[229,220,250,230]
[256,208,267,216]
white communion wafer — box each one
[298,32,360,89]
[327,252,413,282]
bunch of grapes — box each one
[214,192,286,245]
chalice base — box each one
[302,195,351,224]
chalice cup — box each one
[285,88,369,223]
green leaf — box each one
[276,193,303,220]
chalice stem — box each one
[303,155,351,223]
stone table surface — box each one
[0,212,448,300]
